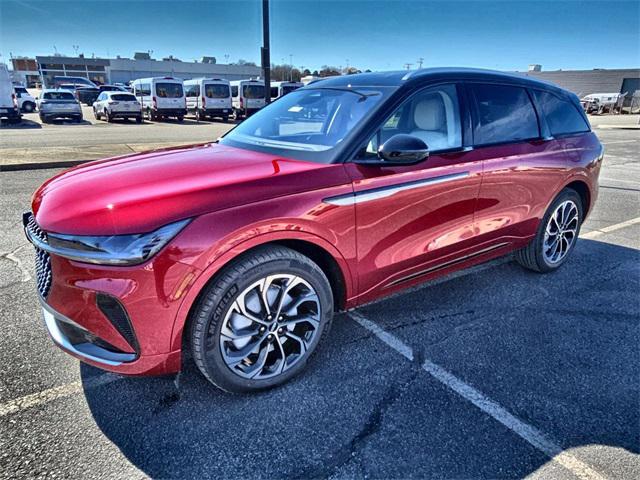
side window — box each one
[231,85,238,97]
[470,84,539,145]
[533,90,590,136]
[360,83,462,158]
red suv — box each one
[25,69,602,392]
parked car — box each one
[14,86,37,113]
[230,79,265,118]
[581,93,623,114]
[49,76,97,89]
[75,86,101,105]
[100,84,128,93]
[37,89,83,123]
[93,91,142,123]
[184,77,231,121]
[24,68,602,393]
[131,77,186,121]
[270,81,304,100]
[0,64,21,123]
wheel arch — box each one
[171,233,353,353]
[563,179,591,218]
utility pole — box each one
[404,63,413,70]
[417,57,424,69]
[262,0,271,103]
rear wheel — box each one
[515,188,583,273]
[177,115,184,122]
[93,107,100,120]
[22,102,35,113]
[189,245,334,393]
[104,109,111,122]
[135,116,142,124]
[195,109,203,121]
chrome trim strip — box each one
[388,242,510,287]
[39,298,136,366]
[324,172,469,206]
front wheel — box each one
[515,188,583,273]
[189,246,334,393]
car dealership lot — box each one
[0,128,638,478]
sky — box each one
[0,0,638,72]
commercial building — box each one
[10,54,262,87]
[518,65,640,97]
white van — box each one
[230,79,265,119]
[270,81,303,100]
[184,78,231,121]
[131,77,187,121]
[0,64,21,123]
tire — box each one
[189,245,334,393]
[22,102,35,113]
[39,114,47,123]
[177,115,184,122]
[135,116,142,124]
[104,109,112,123]
[195,109,203,121]
[74,115,83,123]
[222,115,229,123]
[515,188,583,273]
[93,107,99,120]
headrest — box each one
[413,95,445,131]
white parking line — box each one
[601,140,638,145]
[581,216,640,240]
[0,373,120,417]
[349,312,606,480]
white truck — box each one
[0,64,22,123]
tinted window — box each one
[282,85,300,95]
[16,87,28,94]
[533,90,590,136]
[43,91,75,100]
[135,83,151,96]
[156,83,183,98]
[359,83,462,158]
[185,84,200,97]
[243,84,264,99]
[100,85,121,91]
[205,84,229,98]
[111,94,137,101]
[231,85,239,97]
[270,86,279,98]
[470,84,539,145]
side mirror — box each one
[378,134,429,164]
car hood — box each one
[33,143,344,235]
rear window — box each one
[470,84,539,145]
[43,92,75,100]
[205,84,230,98]
[282,85,299,95]
[156,83,183,98]
[533,90,590,136]
[101,86,121,91]
[243,84,264,99]
[15,87,28,94]
[111,94,137,102]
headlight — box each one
[44,219,190,265]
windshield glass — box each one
[205,84,230,98]
[220,87,392,163]
[243,84,264,99]
[282,85,300,95]
[111,94,137,101]
[43,91,75,100]
[156,82,183,98]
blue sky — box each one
[1,0,638,72]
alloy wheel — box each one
[543,200,579,264]
[218,274,321,380]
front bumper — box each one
[24,212,196,376]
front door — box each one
[343,83,482,301]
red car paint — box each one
[28,71,602,377]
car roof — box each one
[306,67,567,94]
[103,90,133,95]
[42,88,76,92]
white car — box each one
[93,91,142,123]
[14,86,37,113]
[37,89,83,123]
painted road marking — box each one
[349,312,606,480]
[0,374,120,417]
[581,216,640,240]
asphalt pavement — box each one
[0,128,638,479]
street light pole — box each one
[261,0,271,104]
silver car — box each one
[38,89,83,123]
[92,91,142,123]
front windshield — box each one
[220,87,393,163]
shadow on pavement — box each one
[83,239,639,479]
[0,119,42,129]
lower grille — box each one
[24,213,53,298]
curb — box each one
[0,160,90,172]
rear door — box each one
[466,82,568,243]
[343,83,483,299]
[185,83,199,111]
[204,82,232,111]
[155,81,184,110]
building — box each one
[10,57,39,86]
[517,66,640,98]
[20,54,261,87]
[107,57,261,84]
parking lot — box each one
[0,125,638,479]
